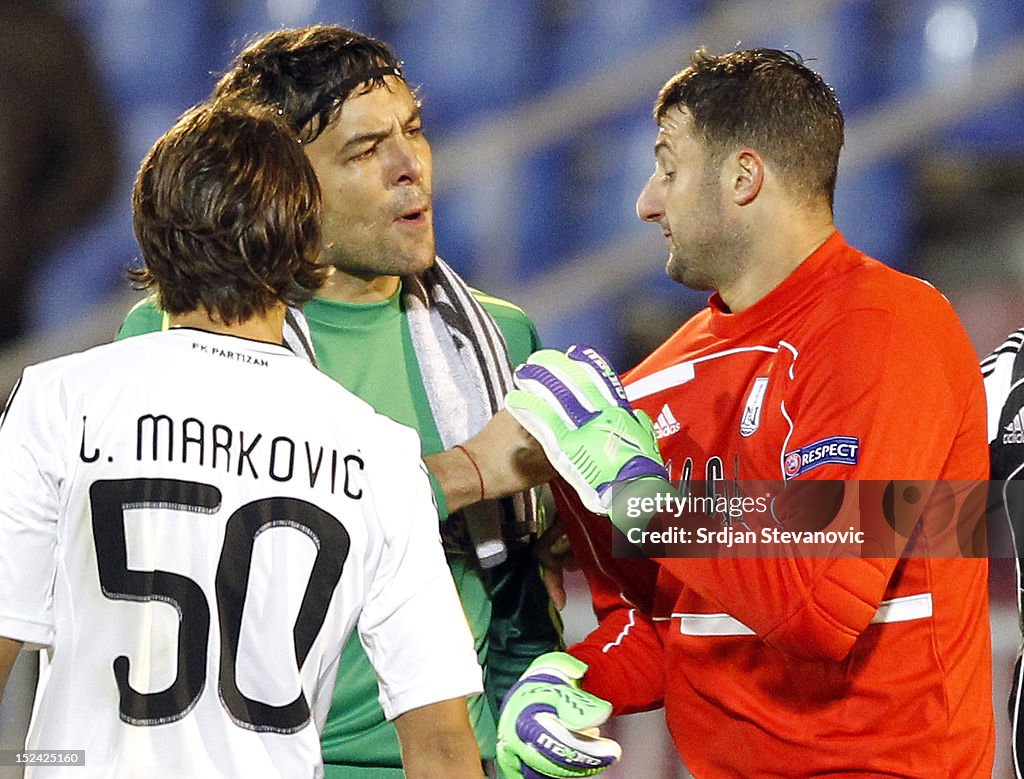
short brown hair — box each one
[130,101,326,322]
[656,48,844,207]
[213,25,404,143]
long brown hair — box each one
[130,100,326,322]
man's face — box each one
[636,107,742,292]
[302,76,435,280]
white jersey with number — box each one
[0,328,482,778]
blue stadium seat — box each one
[27,195,140,333]
[540,0,705,88]
[886,0,1024,148]
[39,1,222,332]
[65,0,224,170]
[568,109,658,250]
[67,0,219,109]
[431,181,490,282]
[513,143,578,282]
[381,0,539,132]
[939,0,1024,149]
[833,161,914,271]
[219,0,376,56]
[433,143,576,286]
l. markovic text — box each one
[79,412,364,497]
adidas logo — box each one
[1004,407,1024,445]
[654,404,681,439]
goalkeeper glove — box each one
[506,344,668,516]
[497,652,620,779]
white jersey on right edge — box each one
[982,327,1024,778]
[0,328,482,778]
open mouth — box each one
[395,203,429,224]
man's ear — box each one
[731,147,764,205]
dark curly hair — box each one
[656,48,845,208]
[213,25,404,143]
[130,100,326,322]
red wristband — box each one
[453,444,485,503]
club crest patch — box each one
[740,377,769,437]
[783,436,860,479]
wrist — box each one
[423,448,486,515]
[453,444,485,502]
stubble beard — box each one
[665,217,724,293]
[320,220,437,279]
[665,170,746,293]
[667,224,750,294]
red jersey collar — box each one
[707,231,854,338]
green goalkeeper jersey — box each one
[117,284,562,778]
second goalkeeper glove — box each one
[496,652,620,778]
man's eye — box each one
[405,125,423,138]
[661,171,676,182]
[350,146,376,161]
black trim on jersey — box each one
[991,379,1024,483]
[987,330,1024,778]
[284,307,318,367]
[985,343,1024,365]
[433,267,508,411]
[1012,655,1024,778]
[983,328,1024,375]
[0,377,23,433]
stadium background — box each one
[1,1,1023,776]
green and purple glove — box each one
[505,344,668,517]
[496,652,621,779]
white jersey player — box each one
[983,327,1024,778]
[0,102,485,778]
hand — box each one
[535,516,577,611]
[471,410,557,494]
[497,652,620,778]
[505,345,668,516]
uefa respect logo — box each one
[608,479,1003,559]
